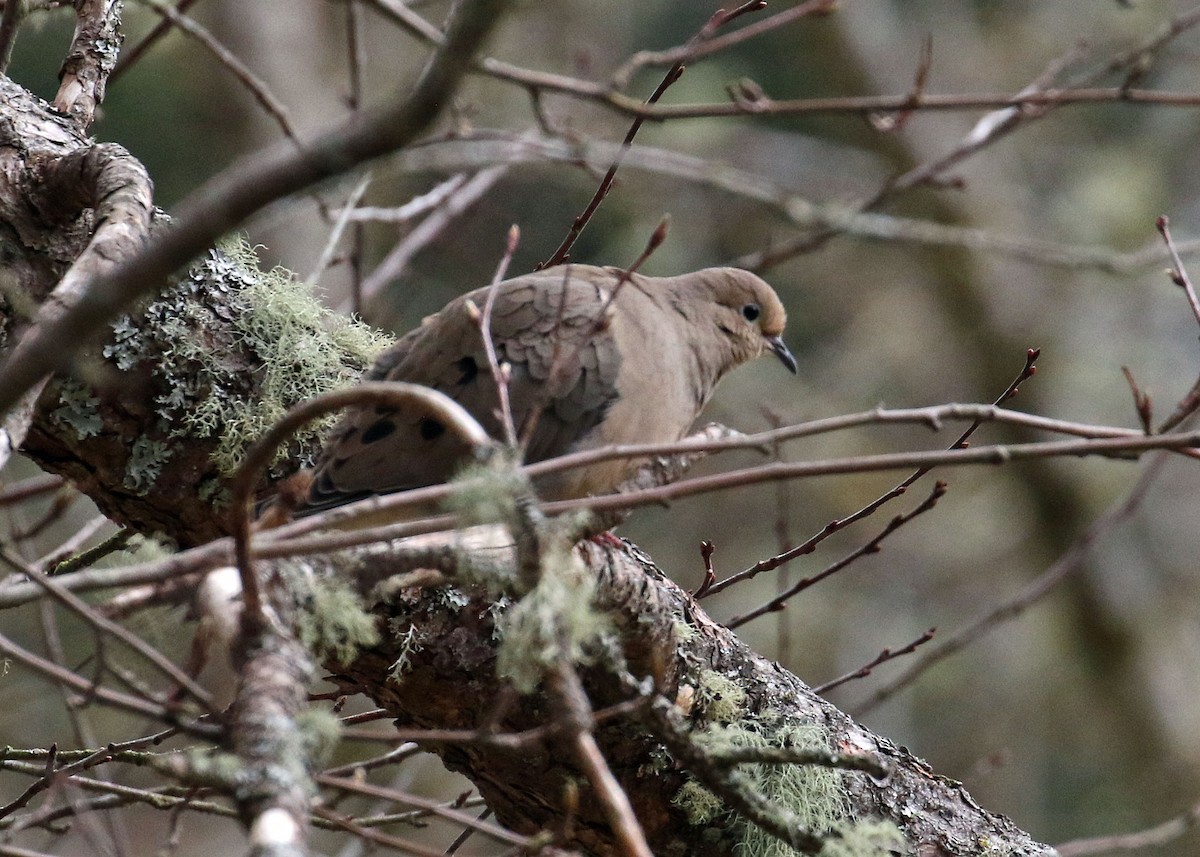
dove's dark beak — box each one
[767,336,798,374]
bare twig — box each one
[611,0,834,90]
[473,225,522,447]
[307,172,373,284]
[134,0,301,145]
[728,482,947,628]
[0,629,219,738]
[0,475,63,506]
[315,776,528,848]
[538,1,766,269]
[550,661,652,857]
[1157,215,1200,328]
[0,548,216,713]
[357,166,508,308]
[812,628,937,695]
[701,350,1040,598]
[111,0,202,81]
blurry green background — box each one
[5,0,1200,854]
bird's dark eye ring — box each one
[741,303,761,322]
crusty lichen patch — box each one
[104,237,387,487]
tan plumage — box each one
[298,264,795,515]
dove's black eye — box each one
[741,303,761,322]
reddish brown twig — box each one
[519,218,668,451]
[869,34,933,133]
[538,1,765,269]
[1157,215,1200,328]
[693,540,718,598]
[812,628,937,695]
[728,481,948,628]
[852,452,1169,717]
[473,224,523,447]
[1121,366,1153,434]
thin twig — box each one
[316,775,528,848]
[812,628,937,695]
[1056,799,1200,856]
[538,1,765,269]
[473,225,522,447]
[0,548,217,713]
[0,629,219,738]
[307,172,373,284]
[111,0,202,81]
[1156,215,1200,328]
[357,166,507,308]
[728,482,947,628]
[518,218,668,451]
[550,661,652,857]
[134,0,301,146]
[232,382,492,624]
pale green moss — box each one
[978,838,1022,857]
[291,572,381,665]
[104,237,388,483]
[696,670,748,724]
[495,532,609,693]
[444,453,528,527]
[295,708,342,769]
[674,779,725,825]
[672,620,699,643]
[673,718,904,857]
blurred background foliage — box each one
[5,0,1200,854]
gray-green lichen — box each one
[103,237,387,480]
[289,569,381,665]
[495,536,609,692]
[51,377,102,439]
[673,713,905,857]
[124,436,171,494]
[696,670,748,724]
[295,708,342,769]
[386,624,424,681]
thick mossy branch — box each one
[104,238,387,482]
[23,238,386,545]
[308,538,1053,857]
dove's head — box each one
[689,268,797,375]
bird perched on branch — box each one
[287,264,795,518]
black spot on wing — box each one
[456,356,479,385]
[419,418,445,440]
[361,419,397,444]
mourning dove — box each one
[295,264,795,516]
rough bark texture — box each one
[1,76,379,545]
[0,73,1057,856]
